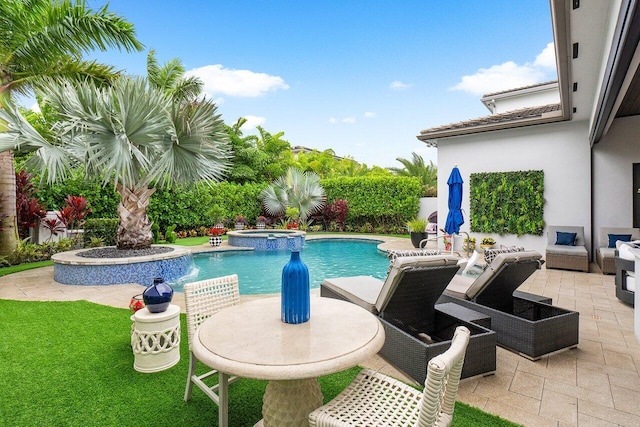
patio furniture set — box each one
[546,225,639,306]
[148,227,640,426]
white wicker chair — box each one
[184,274,241,427]
[308,326,470,427]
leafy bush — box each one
[83,219,119,247]
[322,176,422,231]
[6,238,74,265]
[165,225,177,243]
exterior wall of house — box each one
[593,115,640,247]
[436,119,592,258]
[490,88,560,114]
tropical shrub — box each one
[322,176,422,230]
[83,219,119,247]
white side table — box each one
[131,304,181,373]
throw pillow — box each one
[608,233,632,248]
[556,231,577,246]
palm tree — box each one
[389,152,438,196]
[0,0,143,255]
[260,167,325,221]
[0,76,231,249]
[146,49,204,103]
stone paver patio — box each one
[0,235,638,426]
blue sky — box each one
[64,1,556,168]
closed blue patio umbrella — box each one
[444,165,464,235]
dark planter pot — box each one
[410,232,429,248]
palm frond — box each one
[0,101,73,184]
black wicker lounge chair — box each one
[437,250,579,360]
[321,255,496,383]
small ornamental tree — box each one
[56,195,91,231]
[15,171,46,239]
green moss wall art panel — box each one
[469,170,544,236]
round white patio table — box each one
[192,296,385,427]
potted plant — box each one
[463,236,476,252]
[256,215,267,229]
[208,226,225,247]
[235,214,247,230]
[208,205,226,230]
[407,217,428,248]
[439,228,453,251]
[481,237,496,251]
[285,207,300,229]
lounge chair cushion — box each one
[483,246,525,264]
[598,247,616,259]
[323,255,459,314]
[444,250,543,300]
[545,244,588,256]
[386,249,441,273]
[321,275,383,312]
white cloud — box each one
[390,80,412,90]
[451,42,556,96]
[329,117,337,124]
[534,42,556,69]
[364,112,376,118]
[186,64,289,97]
[30,103,41,113]
[342,117,356,124]
[240,115,266,131]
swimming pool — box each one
[173,239,390,294]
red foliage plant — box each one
[15,171,46,239]
[208,227,225,236]
[41,218,65,237]
[323,199,349,231]
[57,195,91,230]
[17,198,46,239]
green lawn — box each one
[0,299,521,426]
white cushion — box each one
[617,240,640,261]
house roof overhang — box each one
[589,0,640,145]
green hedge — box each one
[83,218,119,246]
[31,174,422,233]
[321,176,422,229]
[469,170,544,236]
[149,182,267,231]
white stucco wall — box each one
[492,89,560,114]
[417,197,437,222]
[593,115,640,247]
[435,119,592,257]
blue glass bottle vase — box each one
[281,251,310,324]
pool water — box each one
[173,239,389,294]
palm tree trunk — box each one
[116,184,156,250]
[0,150,18,256]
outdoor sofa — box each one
[545,225,589,272]
[596,227,640,274]
[320,255,497,384]
[437,250,579,360]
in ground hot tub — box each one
[226,229,306,251]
